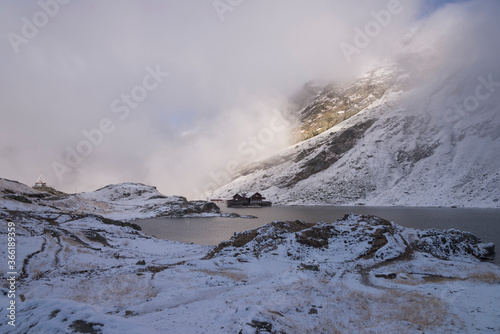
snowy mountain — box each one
[289,65,400,141]
[0,178,220,221]
[212,62,500,208]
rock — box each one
[136,260,146,265]
[5,194,32,203]
[83,230,111,247]
[300,263,320,271]
[204,220,313,259]
[204,214,495,267]
[93,215,142,231]
[247,320,273,332]
[375,273,397,279]
[309,308,318,314]
[413,229,495,260]
[69,320,104,334]
[125,310,136,317]
[295,224,337,248]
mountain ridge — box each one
[0,178,220,220]
[211,63,500,208]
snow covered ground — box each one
[0,178,220,221]
[1,206,498,333]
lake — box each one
[135,206,500,264]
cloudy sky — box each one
[0,0,496,198]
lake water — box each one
[135,206,500,264]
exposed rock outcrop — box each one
[205,214,494,264]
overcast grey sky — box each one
[0,0,498,198]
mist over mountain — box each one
[1,0,498,202]
[211,2,500,207]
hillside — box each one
[1,212,498,333]
[290,65,400,141]
[212,61,500,208]
[0,178,220,221]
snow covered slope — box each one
[212,61,500,207]
[0,178,220,220]
[289,65,400,141]
[1,213,498,333]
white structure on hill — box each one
[33,174,47,188]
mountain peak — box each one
[212,63,500,208]
[290,64,402,141]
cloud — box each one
[0,0,497,198]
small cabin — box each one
[250,192,265,201]
[227,192,271,207]
[233,193,247,201]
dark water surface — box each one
[135,206,500,264]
